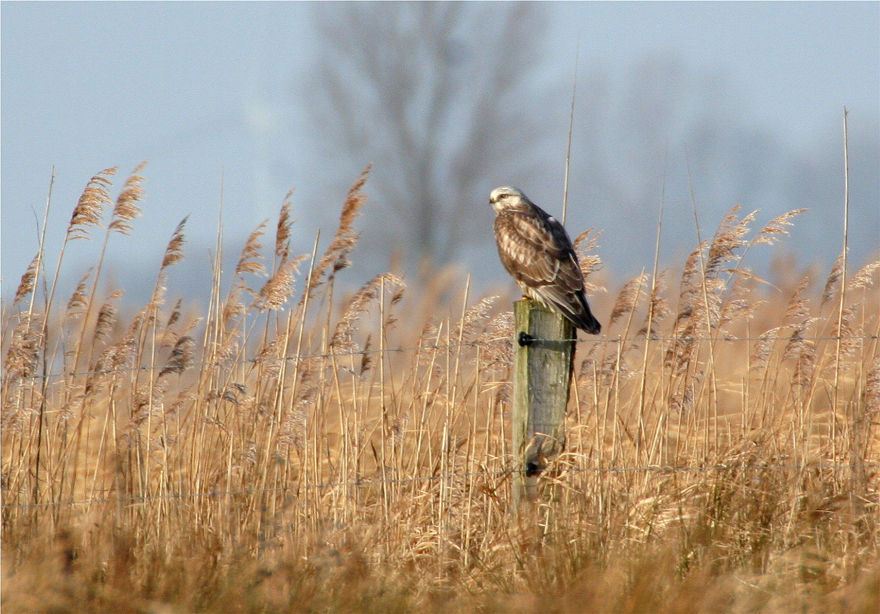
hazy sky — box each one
[554,2,877,149]
[2,2,878,305]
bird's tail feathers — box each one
[535,288,601,335]
[573,309,602,335]
[573,292,602,334]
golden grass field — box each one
[2,164,878,612]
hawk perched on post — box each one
[490,186,601,334]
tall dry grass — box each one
[2,162,878,612]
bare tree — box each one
[568,55,807,276]
[303,2,557,267]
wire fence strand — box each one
[3,334,877,386]
[4,462,876,511]
[4,325,877,512]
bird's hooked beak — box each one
[490,186,517,213]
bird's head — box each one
[489,186,529,213]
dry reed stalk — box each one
[67,167,117,240]
[833,109,851,465]
[255,255,308,313]
[301,165,371,306]
[123,216,189,504]
[4,156,880,613]
[573,228,605,295]
[635,205,666,465]
[699,206,758,453]
[274,190,295,263]
[11,254,40,308]
[71,162,146,381]
[19,169,55,331]
[254,194,300,357]
[24,167,116,506]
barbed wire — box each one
[3,333,877,386]
[3,461,877,511]
[0,339,491,385]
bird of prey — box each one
[490,186,601,334]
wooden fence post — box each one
[512,298,576,509]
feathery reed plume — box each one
[476,309,514,371]
[596,349,633,389]
[608,273,647,328]
[752,208,807,246]
[38,166,116,401]
[674,240,708,328]
[449,296,497,345]
[666,241,710,377]
[671,371,703,416]
[93,290,124,344]
[360,335,373,375]
[674,206,757,337]
[830,303,861,367]
[303,165,370,301]
[86,348,116,396]
[784,275,812,323]
[718,297,755,329]
[255,255,308,312]
[70,163,147,379]
[13,254,39,306]
[58,389,83,423]
[718,275,761,329]
[751,326,781,372]
[279,354,323,455]
[146,217,188,313]
[108,161,146,236]
[208,382,246,406]
[67,167,117,240]
[380,278,406,337]
[235,221,269,279]
[781,328,805,365]
[278,400,309,455]
[573,228,603,292]
[781,276,817,376]
[846,258,880,293]
[160,300,201,348]
[275,191,295,262]
[65,269,92,317]
[391,413,409,447]
[216,220,269,356]
[160,335,195,378]
[418,321,440,353]
[166,298,183,330]
[111,312,144,371]
[638,269,669,338]
[255,339,284,379]
[864,360,880,414]
[222,285,246,329]
[575,354,598,397]
[822,252,845,306]
[790,340,816,393]
[705,206,755,278]
[160,217,188,272]
[330,273,405,352]
[130,380,168,431]
[84,309,135,394]
[664,329,698,377]
[3,318,40,381]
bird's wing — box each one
[496,209,585,294]
[495,207,601,333]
